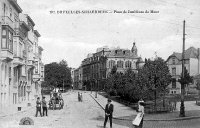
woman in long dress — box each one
[138,100,145,128]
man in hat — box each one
[104,99,114,128]
[35,97,42,117]
[42,96,48,116]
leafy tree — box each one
[44,60,72,91]
[178,67,193,92]
[105,57,171,104]
[138,57,172,108]
[196,79,200,97]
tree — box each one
[110,65,117,75]
[138,57,172,109]
[44,60,72,91]
[178,67,193,95]
[196,79,200,97]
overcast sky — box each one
[17,0,200,68]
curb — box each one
[90,94,200,121]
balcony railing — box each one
[1,16,14,29]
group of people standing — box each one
[35,96,48,117]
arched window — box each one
[125,61,132,68]
[109,60,115,68]
[117,60,124,68]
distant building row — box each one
[72,43,144,90]
[0,0,44,112]
[72,43,200,95]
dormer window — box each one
[123,51,125,55]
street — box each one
[0,91,127,128]
[1,91,200,128]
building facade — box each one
[81,43,144,91]
[0,0,44,112]
[167,47,200,94]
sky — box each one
[17,0,200,68]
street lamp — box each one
[180,20,186,117]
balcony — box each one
[27,60,34,67]
[1,16,14,29]
[33,74,40,81]
[13,57,24,66]
[0,49,13,61]
[14,28,26,39]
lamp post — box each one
[180,20,186,117]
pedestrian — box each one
[42,96,48,116]
[80,93,83,102]
[51,96,56,110]
[103,99,114,128]
[35,97,42,117]
[133,99,145,128]
[78,92,80,102]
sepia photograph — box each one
[0,0,200,128]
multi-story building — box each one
[167,47,200,94]
[0,0,23,110]
[73,66,83,90]
[0,0,44,112]
[71,68,75,89]
[81,43,144,91]
[73,68,79,89]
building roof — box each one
[106,48,138,58]
[167,47,199,61]
[34,30,41,37]
[8,0,22,13]
[26,15,35,26]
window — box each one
[14,13,18,22]
[117,60,124,68]
[109,60,115,68]
[19,43,22,58]
[35,61,38,74]
[8,31,13,52]
[2,30,6,36]
[125,61,132,68]
[2,38,7,48]
[9,67,11,77]
[10,7,12,18]
[172,68,176,76]
[172,79,176,88]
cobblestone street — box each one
[1,91,200,128]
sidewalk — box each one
[90,92,137,121]
[90,92,200,121]
[0,95,50,118]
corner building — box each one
[0,0,44,112]
[81,43,144,91]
